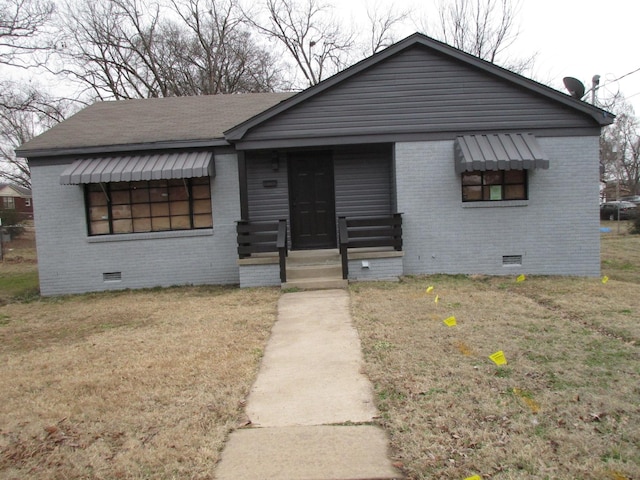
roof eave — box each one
[16,138,230,159]
[224,33,614,141]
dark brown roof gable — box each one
[17,92,294,157]
[224,33,614,141]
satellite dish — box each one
[563,77,586,99]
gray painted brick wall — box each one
[31,152,241,295]
[348,257,403,281]
[395,136,601,277]
[239,263,280,288]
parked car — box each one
[600,201,639,220]
[620,195,640,205]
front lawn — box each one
[350,230,639,479]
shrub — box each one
[0,209,25,238]
[629,215,640,235]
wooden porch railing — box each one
[237,219,288,283]
[338,213,403,280]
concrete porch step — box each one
[282,249,346,290]
[282,276,348,291]
[286,263,342,280]
[287,249,341,266]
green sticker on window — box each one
[490,185,502,200]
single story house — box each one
[17,33,613,296]
[0,183,34,221]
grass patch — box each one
[0,285,279,478]
[1,227,40,304]
[350,226,640,480]
[0,270,39,302]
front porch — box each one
[236,215,403,289]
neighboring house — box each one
[0,183,34,221]
[16,33,613,296]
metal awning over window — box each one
[59,151,214,185]
[455,133,549,173]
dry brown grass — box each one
[0,286,279,479]
[350,231,640,480]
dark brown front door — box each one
[288,151,336,250]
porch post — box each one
[237,150,249,220]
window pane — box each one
[89,190,108,206]
[111,182,130,191]
[112,205,131,219]
[462,186,482,201]
[461,169,526,202]
[170,200,189,215]
[152,217,171,231]
[151,203,169,216]
[505,184,526,199]
[133,218,152,232]
[90,220,110,235]
[131,204,150,218]
[192,176,209,185]
[169,185,189,201]
[171,215,191,230]
[89,206,109,222]
[131,187,150,203]
[113,219,133,234]
[87,177,213,236]
[111,189,130,204]
[504,170,525,184]
[192,184,211,199]
[462,173,482,186]
[487,185,503,200]
[193,199,212,214]
[483,171,503,185]
[149,184,169,202]
[194,214,213,228]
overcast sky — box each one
[343,0,640,114]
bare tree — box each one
[169,0,282,94]
[0,0,55,67]
[425,0,535,73]
[0,85,70,188]
[364,1,411,56]
[53,0,283,100]
[246,0,355,87]
[601,96,640,196]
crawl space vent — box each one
[103,272,122,282]
[502,255,522,266]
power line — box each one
[600,66,640,89]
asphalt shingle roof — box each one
[17,92,295,155]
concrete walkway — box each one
[214,289,402,480]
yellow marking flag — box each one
[602,275,609,284]
[443,316,457,327]
[426,286,434,294]
[434,295,439,305]
[489,350,507,365]
[516,274,526,283]
[464,476,482,480]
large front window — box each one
[462,170,527,202]
[86,178,212,235]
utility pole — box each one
[591,75,600,106]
